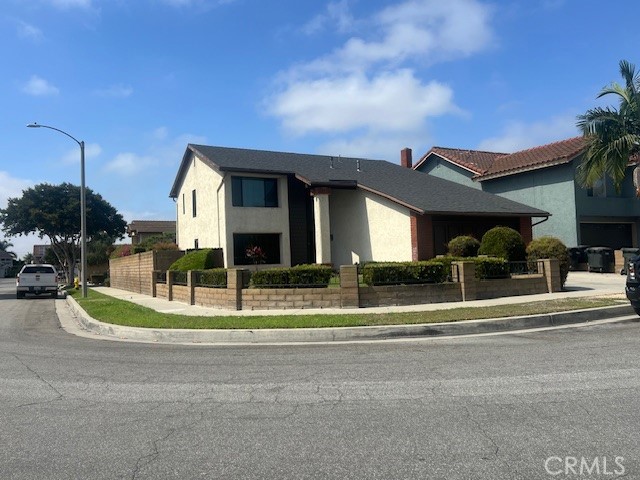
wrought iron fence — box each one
[170,270,188,286]
[194,270,227,288]
[508,260,541,276]
[154,271,167,283]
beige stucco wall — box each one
[224,173,291,268]
[175,152,226,252]
[329,189,412,266]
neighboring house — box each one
[127,220,176,245]
[414,137,640,249]
[169,144,548,267]
[33,244,51,263]
[0,251,13,278]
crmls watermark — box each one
[544,456,625,476]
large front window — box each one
[233,233,281,265]
[232,176,278,207]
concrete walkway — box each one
[58,271,637,345]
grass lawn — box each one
[68,288,626,330]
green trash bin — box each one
[621,247,640,275]
[586,247,614,273]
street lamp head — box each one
[26,123,40,128]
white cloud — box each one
[61,143,102,165]
[22,75,59,96]
[94,84,133,98]
[103,153,156,177]
[266,0,493,151]
[269,69,460,135]
[477,115,580,152]
[17,21,44,42]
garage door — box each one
[580,223,633,249]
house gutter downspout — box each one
[532,216,550,227]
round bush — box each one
[478,226,526,261]
[526,236,570,288]
[447,235,480,257]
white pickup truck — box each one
[16,264,59,299]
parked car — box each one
[625,255,640,315]
[16,264,59,299]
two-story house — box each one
[169,144,548,267]
[414,137,640,249]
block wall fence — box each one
[132,259,561,311]
[109,250,184,295]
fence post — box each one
[340,265,360,308]
[188,270,196,305]
[454,261,477,301]
[226,268,245,310]
[151,270,158,298]
[540,258,562,293]
[167,270,173,302]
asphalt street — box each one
[0,278,639,479]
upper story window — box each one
[192,189,197,217]
[232,176,278,207]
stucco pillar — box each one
[187,270,196,305]
[312,188,332,265]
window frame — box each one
[231,176,279,208]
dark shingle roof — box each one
[169,144,548,217]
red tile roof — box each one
[418,147,505,174]
[478,136,588,180]
[417,137,589,180]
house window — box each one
[233,233,281,265]
[231,176,278,207]
[194,239,199,249]
[587,176,606,197]
[192,189,197,217]
[182,193,185,214]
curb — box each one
[65,296,637,344]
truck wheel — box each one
[16,292,24,299]
[634,307,640,317]
[51,291,58,299]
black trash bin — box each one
[620,247,640,275]
[568,245,589,271]
[586,247,614,273]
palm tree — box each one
[577,60,640,192]
[0,238,16,258]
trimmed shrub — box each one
[526,236,570,288]
[250,265,333,288]
[132,245,146,254]
[433,255,464,281]
[153,242,179,251]
[447,236,480,257]
[362,261,446,286]
[195,268,227,287]
[169,248,218,271]
[473,257,510,279]
[478,226,526,261]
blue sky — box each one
[1,0,639,257]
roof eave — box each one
[477,156,577,182]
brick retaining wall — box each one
[109,251,184,295]
[359,283,462,307]
[241,288,341,310]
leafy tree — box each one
[0,182,126,283]
[577,60,640,192]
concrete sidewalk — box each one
[59,271,637,345]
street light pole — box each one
[27,122,88,298]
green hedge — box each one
[250,264,333,288]
[473,257,510,279]
[195,268,227,287]
[362,261,447,286]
